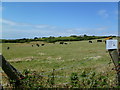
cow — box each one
[36,44,40,47]
[32,45,33,47]
[97,40,102,42]
[41,44,45,46]
[7,47,10,50]
[89,41,92,43]
[64,42,68,45]
[59,42,64,44]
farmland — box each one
[1,39,117,88]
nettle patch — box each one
[5,68,117,89]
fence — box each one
[0,50,119,88]
[1,54,116,87]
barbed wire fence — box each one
[0,54,116,87]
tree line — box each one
[0,35,116,43]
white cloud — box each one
[2,19,17,26]
[1,19,57,30]
[98,10,109,18]
[35,24,57,29]
[1,18,116,39]
[66,27,108,33]
[35,25,50,28]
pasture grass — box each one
[1,39,117,86]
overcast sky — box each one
[1,2,118,39]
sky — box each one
[1,2,118,39]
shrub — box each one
[70,72,79,87]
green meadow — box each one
[1,39,117,87]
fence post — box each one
[0,54,20,81]
[0,54,24,87]
[108,49,120,86]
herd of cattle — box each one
[7,43,45,50]
[35,44,45,47]
[6,40,104,50]
[89,40,103,43]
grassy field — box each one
[1,39,117,87]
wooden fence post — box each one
[0,54,19,81]
[0,54,24,87]
[108,49,120,86]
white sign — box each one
[106,40,118,50]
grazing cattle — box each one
[7,47,10,50]
[59,42,64,44]
[36,44,40,47]
[41,44,45,46]
[32,45,33,47]
[64,43,68,45]
[89,41,92,43]
[97,40,102,42]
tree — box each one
[34,37,38,40]
[70,35,77,37]
[84,34,87,37]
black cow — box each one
[41,44,45,46]
[7,47,10,50]
[64,43,68,45]
[59,42,64,44]
[36,44,40,47]
[97,40,102,42]
[89,41,92,43]
[32,45,33,47]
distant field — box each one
[1,39,116,85]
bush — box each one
[70,72,79,87]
